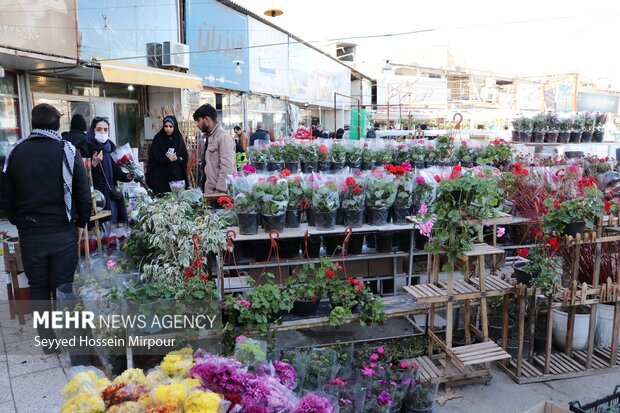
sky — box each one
[234,0,620,86]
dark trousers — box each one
[20,228,79,340]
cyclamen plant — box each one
[331,142,347,163]
[312,181,340,212]
[413,175,434,206]
[365,170,398,208]
[346,145,363,164]
[287,174,305,210]
[254,176,289,215]
[340,176,365,212]
[386,163,414,207]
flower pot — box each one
[253,161,268,172]
[558,131,570,143]
[593,130,605,143]
[545,131,559,143]
[346,161,361,170]
[552,308,591,351]
[324,235,344,255]
[304,235,321,258]
[268,161,285,171]
[336,209,345,225]
[278,238,301,259]
[318,161,332,172]
[315,210,337,230]
[286,210,301,228]
[284,162,299,173]
[261,212,286,233]
[532,131,545,143]
[414,160,426,169]
[306,208,316,226]
[498,337,530,360]
[513,262,537,287]
[331,162,345,171]
[366,233,376,249]
[489,316,514,340]
[366,207,389,226]
[563,221,586,237]
[595,304,620,347]
[392,206,411,225]
[237,213,259,235]
[343,209,364,228]
[375,231,394,252]
[519,131,530,142]
[374,161,385,169]
[345,233,364,255]
[292,298,321,316]
[534,334,547,354]
[581,131,593,143]
[301,161,318,173]
[511,131,519,141]
[396,230,412,252]
[361,161,374,171]
[569,131,582,143]
[254,240,271,262]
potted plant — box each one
[286,261,327,316]
[317,143,332,171]
[283,140,301,172]
[531,113,547,143]
[513,244,560,287]
[361,146,375,170]
[249,146,269,171]
[570,114,584,143]
[340,175,365,228]
[386,163,414,225]
[331,142,347,170]
[479,139,514,171]
[453,141,475,167]
[312,180,340,230]
[365,169,398,226]
[412,175,434,212]
[254,175,289,232]
[434,135,453,162]
[394,143,411,165]
[553,305,591,351]
[516,117,533,142]
[301,143,318,173]
[286,172,305,228]
[345,143,363,170]
[402,375,439,413]
[545,112,560,143]
[409,144,426,169]
[268,142,285,171]
[558,117,571,143]
[581,112,594,143]
[593,112,607,143]
[542,183,604,236]
[374,148,394,168]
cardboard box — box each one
[522,401,571,413]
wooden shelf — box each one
[403,276,513,304]
[90,210,111,221]
[458,243,505,258]
[450,340,511,366]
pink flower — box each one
[399,361,408,369]
[369,362,376,368]
[418,203,428,215]
[475,145,482,150]
[235,335,247,343]
[497,227,505,238]
[361,367,375,376]
[415,176,426,185]
[418,220,434,237]
[242,165,256,174]
[235,299,251,308]
[370,353,379,361]
[412,363,419,369]
[377,346,385,354]
[401,163,413,172]
[462,140,468,147]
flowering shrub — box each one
[340,176,365,211]
[542,185,604,235]
[287,174,306,210]
[386,164,414,207]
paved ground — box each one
[0,218,618,412]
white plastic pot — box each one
[595,304,620,348]
[552,308,591,351]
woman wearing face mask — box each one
[87,116,133,224]
[146,115,189,195]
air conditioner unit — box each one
[162,41,189,70]
[146,42,162,68]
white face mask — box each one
[95,133,108,143]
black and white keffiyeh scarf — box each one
[3,129,76,222]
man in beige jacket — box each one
[193,104,236,193]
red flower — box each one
[531,227,542,240]
[549,237,560,251]
[345,177,357,187]
[193,257,206,267]
[517,248,529,258]
[199,273,209,280]
[449,165,462,180]
[604,199,612,213]
[293,175,301,183]
[319,144,328,156]
[218,196,234,209]
[434,175,442,183]
[553,200,561,210]
[280,168,291,177]
[577,177,597,193]
[183,267,195,279]
[325,269,335,279]
[390,166,406,177]
[267,175,278,184]
[353,186,363,195]
[541,205,548,214]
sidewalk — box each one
[0,218,618,412]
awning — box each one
[96,58,203,90]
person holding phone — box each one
[146,115,189,195]
[87,116,133,224]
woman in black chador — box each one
[146,115,190,195]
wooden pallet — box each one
[458,243,505,259]
[403,276,513,304]
[405,354,492,386]
[450,341,511,366]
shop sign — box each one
[248,18,288,97]
[577,92,619,113]
[376,75,448,112]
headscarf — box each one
[154,115,184,152]
[87,117,114,188]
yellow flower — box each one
[160,348,194,378]
[184,390,222,413]
[180,378,201,389]
[152,383,189,407]
[60,393,105,413]
[114,368,146,385]
[62,371,111,399]
[108,401,145,413]
[145,369,169,387]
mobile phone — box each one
[167,148,175,155]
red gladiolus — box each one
[346,177,357,187]
[517,248,529,258]
[183,267,195,279]
[549,237,560,251]
[325,269,335,278]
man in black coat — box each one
[62,114,89,158]
[0,103,91,350]
[249,121,270,147]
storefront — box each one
[246,95,287,139]
[0,73,21,157]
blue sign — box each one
[185,1,250,92]
[577,92,619,113]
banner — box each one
[248,18,288,96]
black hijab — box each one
[153,115,184,152]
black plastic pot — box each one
[593,129,605,143]
[306,208,316,226]
[286,210,301,228]
[511,131,519,141]
[396,230,412,252]
[284,162,299,173]
[581,131,593,143]
[519,131,530,142]
[292,299,321,316]
[534,334,547,354]
[238,212,259,235]
[569,131,582,143]
[301,161,318,173]
[532,131,545,143]
[278,238,301,258]
[318,161,332,172]
[253,161,268,172]
[563,221,586,237]
[366,207,389,226]
[558,131,570,143]
[513,263,536,286]
[366,233,376,249]
[315,210,337,230]
[545,131,559,143]
[375,231,394,252]
[304,235,321,258]
[345,233,364,255]
[489,317,514,340]
[254,240,271,262]
[498,338,530,360]
[414,160,425,169]
[361,161,374,170]
[345,161,361,170]
[343,209,364,228]
[324,235,344,255]
[268,161,285,171]
[261,212,286,233]
[336,209,345,225]
[331,162,345,171]
[392,206,411,225]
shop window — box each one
[114,103,138,147]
